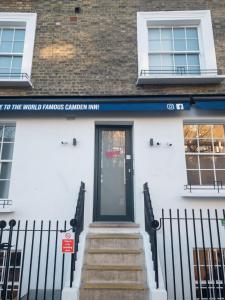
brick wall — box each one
[0,0,225,96]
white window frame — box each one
[0,13,37,87]
[137,10,225,84]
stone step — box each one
[82,264,145,282]
[85,249,144,265]
[87,234,141,250]
[79,288,149,300]
[89,223,140,228]
[82,282,146,290]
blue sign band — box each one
[0,101,190,113]
[195,101,225,110]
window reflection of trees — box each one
[184,124,225,185]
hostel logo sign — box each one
[167,103,184,111]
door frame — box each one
[93,125,134,222]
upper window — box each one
[148,27,200,75]
[184,124,225,186]
[0,13,37,87]
[137,10,225,84]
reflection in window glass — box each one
[187,170,200,185]
[186,155,198,169]
[184,124,225,186]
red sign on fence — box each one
[61,232,74,253]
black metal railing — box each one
[0,200,13,208]
[140,68,220,77]
[159,209,225,300]
[69,181,86,288]
[143,182,159,289]
[0,182,86,300]
[0,220,72,300]
[0,73,29,80]
[185,180,224,193]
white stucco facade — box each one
[2,109,225,224]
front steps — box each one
[79,232,149,300]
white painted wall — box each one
[1,110,225,223]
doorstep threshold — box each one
[89,222,140,228]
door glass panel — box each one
[100,130,126,216]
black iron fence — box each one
[159,209,225,300]
[144,182,225,300]
[0,182,85,300]
[0,219,72,300]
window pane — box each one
[174,54,186,65]
[0,56,12,68]
[216,170,225,185]
[186,155,198,169]
[187,39,199,51]
[161,40,173,51]
[184,125,198,139]
[1,29,14,41]
[187,170,200,185]
[187,54,199,66]
[149,54,161,69]
[213,125,225,139]
[10,69,21,77]
[0,68,10,76]
[198,125,212,139]
[201,170,214,185]
[214,140,225,153]
[0,163,12,179]
[4,126,15,142]
[148,29,160,40]
[161,54,173,67]
[14,29,25,41]
[149,40,161,51]
[1,143,14,160]
[199,140,213,153]
[186,28,198,39]
[10,252,21,267]
[199,155,213,169]
[185,139,198,152]
[161,28,172,40]
[12,41,24,53]
[173,28,185,39]
[0,181,10,198]
[214,156,225,169]
[174,39,186,51]
[0,42,13,52]
[12,57,22,69]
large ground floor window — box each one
[184,124,225,186]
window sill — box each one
[137,74,225,85]
[0,78,32,88]
[182,190,225,198]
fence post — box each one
[1,220,16,300]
